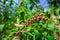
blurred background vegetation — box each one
[0,0,60,40]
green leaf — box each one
[48,23,55,31]
[47,20,55,31]
[47,35,54,40]
[34,29,39,34]
[42,32,47,37]
[42,24,47,28]
[26,0,30,4]
[12,36,19,40]
[0,24,4,32]
[32,23,37,29]
[26,32,33,36]
[38,28,43,33]
[55,9,59,16]
[33,34,36,40]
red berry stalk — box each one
[23,14,43,26]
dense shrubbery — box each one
[0,0,60,40]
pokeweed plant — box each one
[0,0,60,40]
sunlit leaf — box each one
[47,20,55,31]
[12,36,20,40]
[42,32,47,37]
[47,35,54,40]
[0,24,4,32]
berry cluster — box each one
[23,14,43,26]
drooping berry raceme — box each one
[11,14,43,40]
[23,14,43,26]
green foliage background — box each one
[0,0,60,40]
